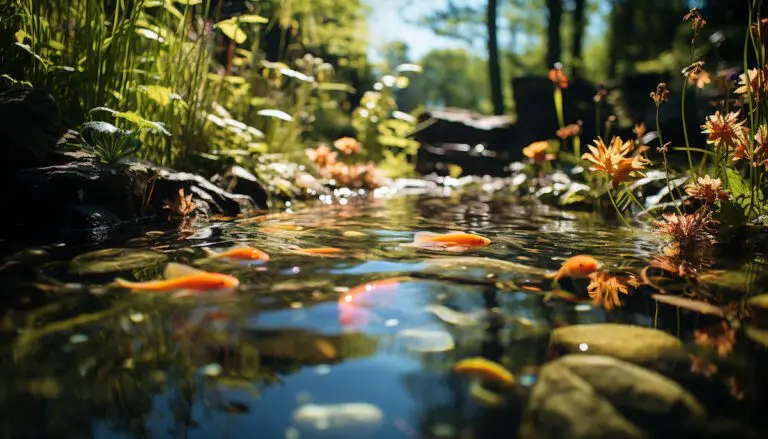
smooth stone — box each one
[519,354,706,439]
[552,323,684,363]
[69,248,168,275]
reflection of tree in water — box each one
[0,297,379,438]
[399,285,530,439]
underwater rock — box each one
[211,165,268,208]
[69,248,168,275]
[552,323,685,363]
[520,355,706,439]
[62,205,121,232]
[0,88,66,172]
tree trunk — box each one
[546,0,563,68]
[571,0,586,78]
[487,0,505,115]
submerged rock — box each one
[69,248,168,275]
[551,323,685,363]
[519,355,706,439]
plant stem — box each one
[607,186,631,226]
[681,79,696,179]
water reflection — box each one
[0,193,767,438]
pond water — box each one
[1,184,767,439]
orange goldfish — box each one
[203,245,270,262]
[401,231,491,251]
[291,247,343,256]
[115,263,239,292]
[545,255,600,281]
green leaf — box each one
[14,30,26,43]
[215,18,247,44]
[238,14,268,24]
[163,0,184,20]
[317,82,356,93]
[176,0,202,4]
[725,167,749,200]
[90,107,171,136]
[139,85,173,107]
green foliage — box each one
[80,121,141,164]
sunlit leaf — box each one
[90,107,171,136]
[238,14,268,23]
[175,0,202,4]
[395,63,422,73]
[47,40,65,51]
[215,18,247,44]
[724,167,749,201]
[14,30,26,43]
[139,85,173,107]
[257,109,293,122]
[13,43,50,67]
[136,28,164,43]
[317,82,356,93]
[163,0,184,20]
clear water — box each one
[0,188,766,438]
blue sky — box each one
[365,0,612,62]
[365,0,486,62]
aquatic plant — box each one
[163,188,197,219]
[652,211,718,255]
[586,271,629,311]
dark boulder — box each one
[210,165,269,208]
[0,88,66,171]
[1,156,257,238]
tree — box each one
[487,0,505,115]
[571,0,587,78]
[400,48,492,114]
[546,0,563,68]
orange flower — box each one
[556,123,582,139]
[306,144,337,168]
[522,141,556,164]
[683,8,706,33]
[581,136,650,187]
[650,82,670,105]
[735,67,768,100]
[652,211,718,254]
[689,354,717,377]
[586,271,629,310]
[548,66,568,89]
[685,175,729,204]
[688,70,711,89]
[333,137,362,155]
[694,322,735,358]
[700,110,748,151]
[633,123,647,141]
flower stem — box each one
[681,79,696,179]
[607,187,631,226]
[554,87,565,129]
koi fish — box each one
[202,245,270,262]
[545,255,600,281]
[115,263,239,293]
[401,231,491,251]
[291,247,343,256]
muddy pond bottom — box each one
[1,191,767,439]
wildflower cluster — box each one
[581,136,651,187]
[306,137,385,189]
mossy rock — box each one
[551,323,685,363]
